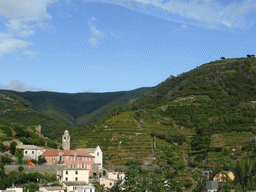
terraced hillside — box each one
[73,57,256,171]
[73,111,154,165]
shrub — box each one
[9,141,17,155]
[18,166,24,172]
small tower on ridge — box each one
[62,130,70,150]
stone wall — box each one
[4,164,67,174]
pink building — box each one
[43,150,94,173]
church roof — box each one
[43,150,92,157]
[76,148,96,153]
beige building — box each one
[16,144,46,161]
[100,172,125,189]
[213,171,235,183]
[99,177,116,189]
[39,187,64,192]
[57,168,89,184]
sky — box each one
[0,0,256,93]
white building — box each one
[39,187,65,192]
[5,187,23,192]
[16,144,46,161]
[108,172,125,180]
[76,146,103,169]
[57,168,89,184]
[63,181,94,192]
[77,184,95,192]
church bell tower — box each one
[62,130,70,150]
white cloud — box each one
[0,39,31,57]
[90,26,104,37]
[88,37,98,46]
[86,0,256,29]
[0,0,58,56]
[87,17,106,46]
[0,80,48,92]
[0,0,57,21]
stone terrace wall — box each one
[4,165,67,174]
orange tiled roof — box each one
[43,150,92,157]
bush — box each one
[9,141,17,155]
[18,166,24,172]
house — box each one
[76,146,103,169]
[5,188,23,192]
[77,184,95,192]
[39,187,65,192]
[213,171,235,183]
[63,181,95,192]
[16,144,46,161]
[99,177,116,189]
[43,150,94,171]
[57,168,89,184]
[201,171,213,180]
[206,181,218,192]
[100,172,125,189]
[108,172,125,180]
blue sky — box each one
[0,0,256,93]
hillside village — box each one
[1,128,127,192]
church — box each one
[43,130,103,174]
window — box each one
[64,137,66,140]
[97,152,99,156]
[75,171,78,174]
[25,151,27,154]
[77,164,79,168]
[85,157,87,161]
[82,157,84,161]
[73,187,76,190]
[66,171,68,174]
[66,156,68,160]
[75,177,78,181]
[88,165,90,169]
[32,151,34,154]
[90,189,92,192]
[75,156,77,161]
[110,182,112,186]
[89,157,90,161]
[70,157,72,161]
[65,177,68,181]
[54,157,55,160]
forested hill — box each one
[0,87,153,128]
[73,57,256,170]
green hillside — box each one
[71,57,256,189]
[0,93,71,140]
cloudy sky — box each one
[0,0,256,93]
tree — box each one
[123,166,139,192]
[18,166,24,173]
[247,54,252,58]
[1,154,12,164]
[221,57,226,60]
[38,155,47,164]
[0,162,4,171]
[15,148,24,163]
[229,157,256,192]
[10,141,17,155]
